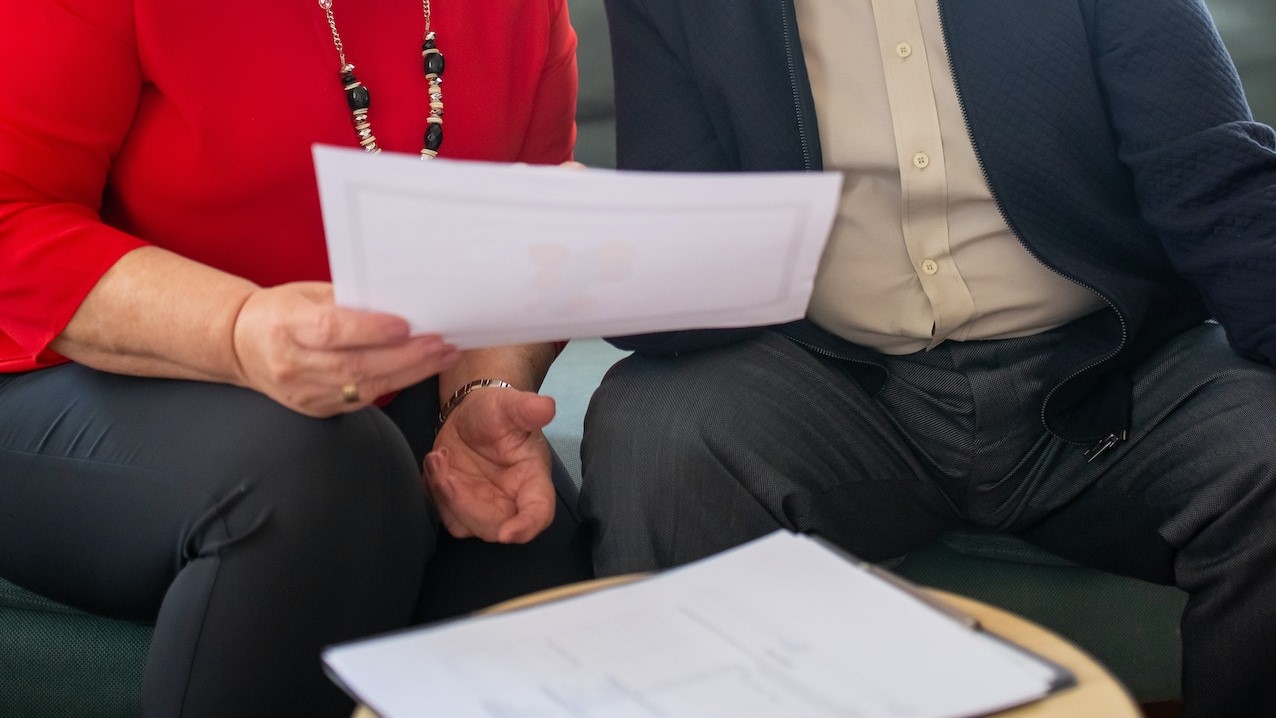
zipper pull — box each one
[1085,430,1128,463]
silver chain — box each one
[317,0,348,71]
[318,0,433,72]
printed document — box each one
[323,531,1071,718]
[313,145,842,348]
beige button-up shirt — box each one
[795,0,1104,353]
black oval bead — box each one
[424,52,446,76]
[346,85,371,111]
[424,123,443,151]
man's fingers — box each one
[426,450,518,542]
[425,454,479,539]
[437,500,476,539]
[450,485,518,543]
[425,442,554,544]
[502,392,556,433]
[496,505,552,543]
[498,477,556,543]
[496,515,540,544]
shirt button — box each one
[921,259,939,275]
[912,152,930,169]
[896,42,913,58]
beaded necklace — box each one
[317,0,446,158]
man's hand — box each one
[425,387,557,543]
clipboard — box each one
[323,530,1080,718]
[809,533,1077,697]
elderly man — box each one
[580,1,1276,716]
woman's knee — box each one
[201,401,432,558]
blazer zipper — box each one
[935,0,1130,455]
[780,0,815,171]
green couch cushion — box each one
[0,577,84,614]
[938,528,1081,567]
[0,578,148,718]
[895,539,1187,703]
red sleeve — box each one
[0,0,150,371]
[516,0,579,165]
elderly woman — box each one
[0,0,589,715]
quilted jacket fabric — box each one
[603,0,1276,443]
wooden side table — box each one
[353,576,1141,718]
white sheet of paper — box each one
[313,145,843,348]
[323,531,1063,718]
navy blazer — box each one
[603,0,1276,444]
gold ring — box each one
[340,383,361,404]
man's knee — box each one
[582,353,721,492]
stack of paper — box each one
[324,531,1071,718]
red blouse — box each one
[0,0,577,372]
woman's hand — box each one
[231,282,459,417]
[424,387,557,543]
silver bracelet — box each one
[437,378,516,428]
